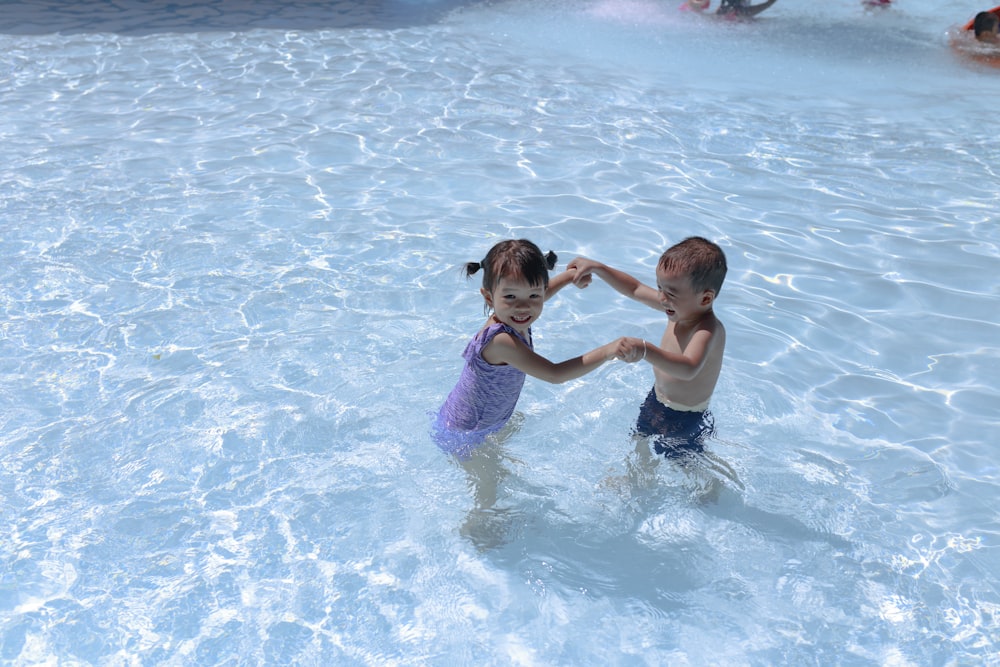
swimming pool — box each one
[3,0,999,663]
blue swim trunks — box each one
[634,387,715,458]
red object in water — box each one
[962,4,1000,31]
[679,0,711,12]
[952,5,1000,68]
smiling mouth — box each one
[511,315,531,323]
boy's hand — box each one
[614,337,645,363]
[567,257,597,288]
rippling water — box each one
[2,0,999,664]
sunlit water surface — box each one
[2,0,999,664]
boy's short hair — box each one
[658,237,728,295]
[974,11,999,37]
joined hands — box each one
[614,337,646,363]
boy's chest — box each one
[662,320,705,352]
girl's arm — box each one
[483,333,633,384]
[567,257,663,311]
[543,269,576,303]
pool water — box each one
[2,0,999,664]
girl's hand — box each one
[614,337,646,363]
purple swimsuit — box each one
[434,321,532,457]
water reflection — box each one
[1,0,490,35]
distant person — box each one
[679,0,710,12]
[716,0,778,18]
[973,11,1000,43]
[434,239,634,459]
[679,0,777,18]
[569,237,728,457]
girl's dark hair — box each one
[464,239,557,292]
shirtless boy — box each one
[569,237,727,456]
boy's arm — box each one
[629,327,716,381]
[567,257,663,311]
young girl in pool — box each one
[434,239,637,458]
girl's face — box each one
[482,275,545,335]
[655,267,713,323]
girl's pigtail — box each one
[463,261,483,278]
[544,251,558,271]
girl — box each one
[434,239,635,458]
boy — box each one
[569,237,727,456]
[974,11,1000,44]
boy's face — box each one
[977,16,1000,42]
[655,267,713,323]
[482,275,545,336]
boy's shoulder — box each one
[701,307,724,327]
[694,309,725,342]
